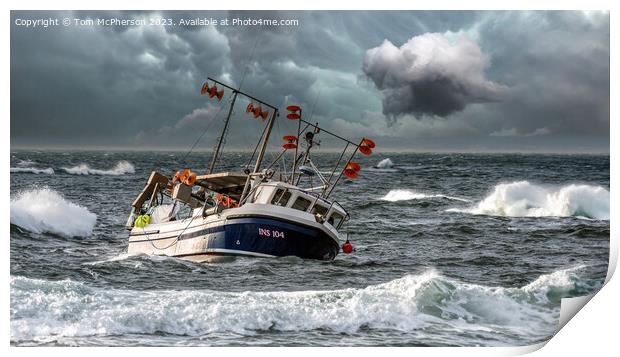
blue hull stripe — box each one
[130,216,339,260]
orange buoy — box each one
[286,113,300,120]
[179,168,190,183]
[252,106,263,119]
[208,85,218,98]
[200,82,210,95]
[345,162,361,172]
[358,137,375,156]
[185,172,197,186]
[361,137,376,148]
[359,146,373,156]
[343,169,359,179]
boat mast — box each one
[240,109,278,201]
[253,110,278,174]
[289,108,302,184]
[294,129,317,186]
[209,91,239,174]
[205,77,277,175]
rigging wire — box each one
[238,40,259,91]
[210,39,260,171]
[180,94,231,167]
[270,108,284,172]
[307,89,322,124]
[244,122,268,171]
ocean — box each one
[10,150,610,346]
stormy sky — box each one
[10,10,610,152]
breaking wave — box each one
[11,167,55,175]
[381,189,470,202]
[62,161,135,176]
[447,181,609,220]
[11,159,54,174]
[10,188,97,237]
[10,266,593,343]
[376,158,394,169]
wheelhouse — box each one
[249,182,349,230]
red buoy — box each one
[342,240,353,254]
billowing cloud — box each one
[363,33,508,118]
[173,106,218,131]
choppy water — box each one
[10,151,610,346]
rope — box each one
[140,207,202,251]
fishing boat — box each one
[125,77,376,261]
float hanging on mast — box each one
[201,82,236,174]
[323,136,375,198]
[200,78,279,204]
[199,77,277,176]
[292,120,376,197]
[285,105,302,184]
[279,104,376,197]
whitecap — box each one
[10,266,592,342]
[447,181,609,220]
[62,161,135,176]
[381,189,471,202]
[10,188,97,237]
[11,167,55,175]
[376,158,394,169]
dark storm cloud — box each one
[475,11,610,137]
[350,10,608,151]
[11,10,230,147]
[11,10,484,147]
[362,32,508,118]
[10,10,609,152]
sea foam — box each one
[447,181,609,220]
[10,188,97,237]
[62,161,135,176]
[11,167,55,175]
[381,189,470,202]
[10,266,591,342]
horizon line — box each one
[9,145,610,155]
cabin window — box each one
[312,204,328,217]
[291,196,311,211]
[328,213,344,228]
[271,189,291,206]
